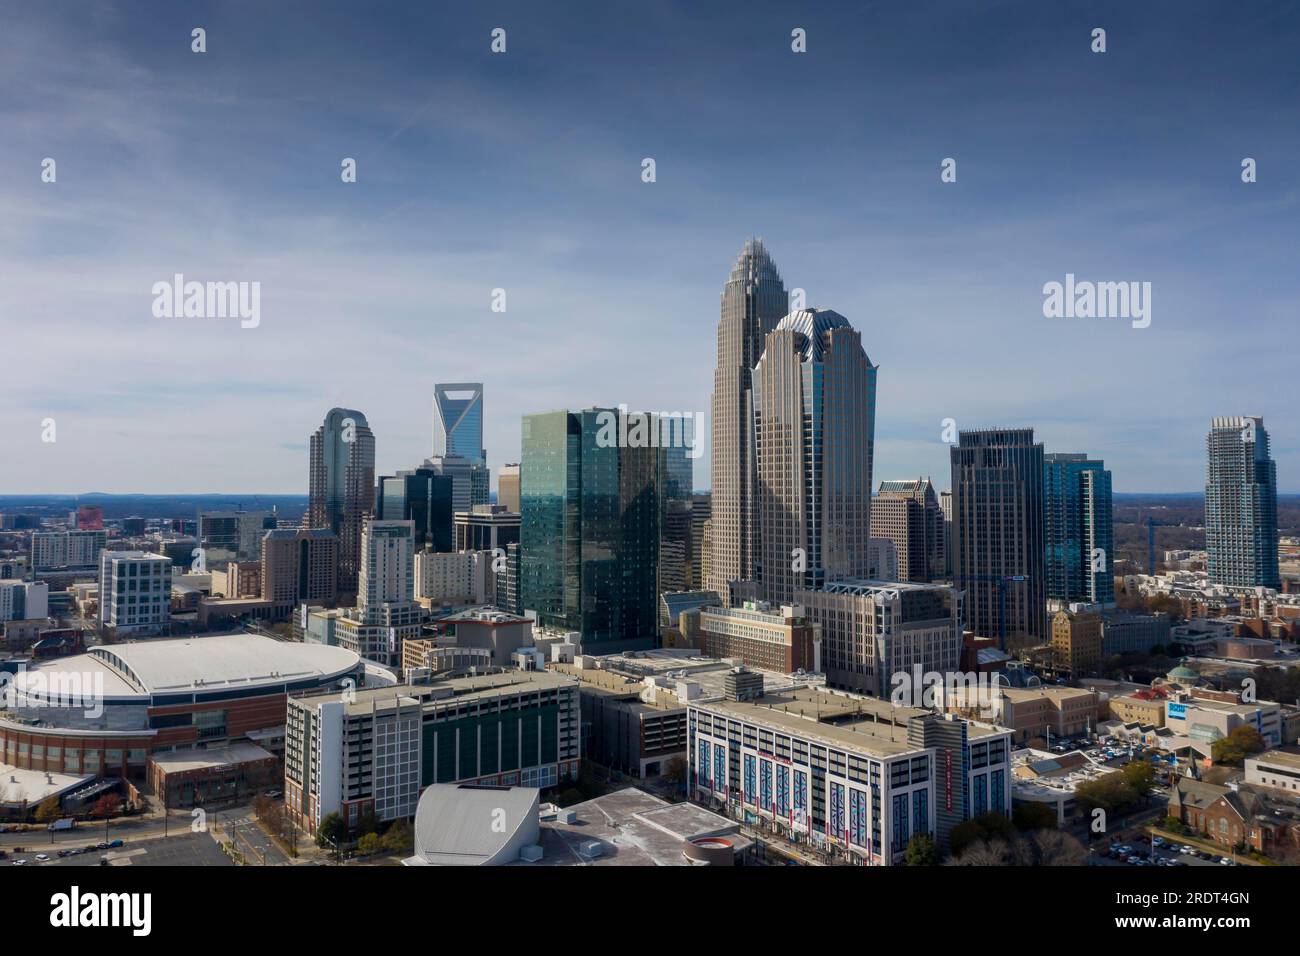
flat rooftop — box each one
[148,742,276,774]
[517,788,752,867]
[1254,747,1300,771]
[549,664,684,712]
[694,688,926,757]
[296,669,578,716]
[0,763,95,807]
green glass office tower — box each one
[1206,416,1280,589]
[1043,453,1114,605]
[520,408,660,651]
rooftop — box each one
[14,633,360,701]
[519,787,751,867]
[148,742,276,774]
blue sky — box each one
[3,0,1298,494]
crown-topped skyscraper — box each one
[707,239,788,597]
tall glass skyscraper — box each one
[950,428,1046,651]
[709,240,788,596]
[308,407,375,598]
[520,408,659,651]
[432,383,485,464]
[1205,416,1279,589]
[752,308,877,604]
[1043,453,1114,605]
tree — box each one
[948,812,1015,856]
[1211,726,1265,766]
[905,833,939,866]
[1013,802,1058,832]
[35,797,62,824]
[381,819,414,853]
[357,832,382,856]
[90,794,122,819]
[316,812,346,849]
[355,806,380,837]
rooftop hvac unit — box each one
[579,840,603,859]
[557,809,576,824]
[519,845,544,863]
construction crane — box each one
[953,573,1029,653]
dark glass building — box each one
[950,428,1046,651]
[520,408,660,651]
[377,468,454,553]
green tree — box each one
[1013,802,1058,832]
[355,806,380,836]
[905,833,939,866]
[381,819,415,853]
[1211,725,1265,766]
[316,812,347,849]
[357,832,382,856]
[35,797,62,824]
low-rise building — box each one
[1164,694,1283,751]
[551,663,687,777]
[694,601,821,674]
[1245,747,1300,795]
[948,686,1102,744]
[1168,777,1300,855]
[1050,609,1102,675]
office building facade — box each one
[871,478,944,583]
[753,308,877,604]
[709,239,788,596]
[98,551,172,635]
[520,408,660,651]
[432,383,485,464]
[260,528,339,620]
[284,671,580,834]
[1205,416,1280,589]
[796,580,963,697]
[309,408,376,598]
[1043,453,1114,605]
[950,428,1047,651]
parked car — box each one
[1219,857,1234,865]
[35,853,50,862]
[107,839,123,848]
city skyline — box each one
[5,3,1299,495]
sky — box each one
[2,0,1298,495]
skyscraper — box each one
[377,468,455,552]
[432,383,485,464]
[1043,453,1114,605]
[950,428,1046,651]
[1205,416,1280,589]
[753,308,877,604]
[520,407,660,651]
[308,408,376,599]
[871,478,945,583]
[708,239,788,597]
